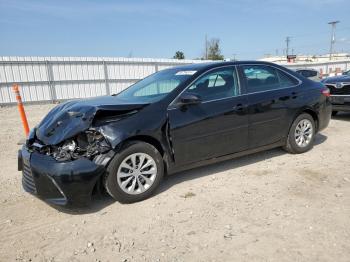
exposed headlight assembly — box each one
[52,130,111,162]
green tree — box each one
[173,51,185,60]
[206,38,224,60]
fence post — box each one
[45,60,56,103]
[155,63,159,72]
[103,61,110,95]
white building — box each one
[260,53,350,63]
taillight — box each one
[321,87,330,97]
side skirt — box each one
[167,140,285,175]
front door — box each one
[168,66,249,165]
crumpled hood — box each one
[36,96,147,145]
[322,75,350,83]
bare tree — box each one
[204,38,224,60]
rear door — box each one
[168,66,249,165]
[240,64,300,148]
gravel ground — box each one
[0,104,349,262]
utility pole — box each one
[328,21,340,60]
[286,36,291,56]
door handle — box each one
[279,96,290,101]
[234,103,245,111]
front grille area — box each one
[326,84,350,95]
[22,162,36,193]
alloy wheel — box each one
[294,119,313,148]
[117,153,157,195]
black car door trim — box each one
[168,64,302,111]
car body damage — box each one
[20,96,160,206]
[36,96,148,146]
[20,92,174,206]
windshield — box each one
[115,68,196,103]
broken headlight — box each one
[52,130,111,162]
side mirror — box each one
[179,93,201,106]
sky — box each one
[0,0,349,60]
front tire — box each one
[283,113,315,154]
[104,141,164,203]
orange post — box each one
[12,84,30,136]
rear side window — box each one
[297,70,317,78]
[242,65,298,93]
[306,70,317,77]
[277,70,299,87]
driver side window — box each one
[187,67,239,102]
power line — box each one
[287,26,349,39]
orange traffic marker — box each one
[12,84,30,136]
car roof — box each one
[295,68,318,72]
[169,61,283,72]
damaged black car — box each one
[18,61,331,206]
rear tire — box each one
[283,113,315,154]
[104,141,164,203]
[332,111,338,116]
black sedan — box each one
[18,61,332,206]
[322,74,350,115]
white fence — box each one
[1,56,350,105]
[0,56,208,105]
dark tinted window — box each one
[242,65,298,92]
[298,70,317,78]
[278,70,299,87]
[307,70,317,77]
[187,67,239,101]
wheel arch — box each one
[285,107,319,139]
[92,134,168,197]
[301,108,319,132]
[291,107,319,129]
[120,135,165,156]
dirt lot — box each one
[0,104,349,262]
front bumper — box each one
[18,146,105,206]
[330,95,350,112]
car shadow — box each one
[332,112,350,121]
[54,133,328,214]
[314,133,327,145]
